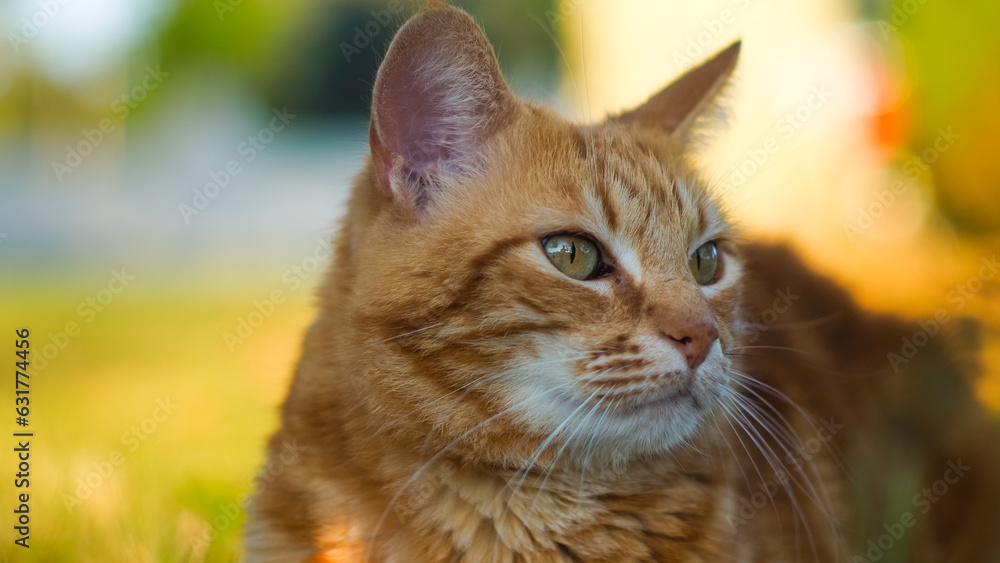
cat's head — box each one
[342,2,742,470]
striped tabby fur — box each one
[245,3,1000,561]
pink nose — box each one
[660,318,719,370]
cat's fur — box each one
[244,3,1000,561]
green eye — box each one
[689,241,719,285]
[543,234,605,280]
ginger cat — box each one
[245,2,1000,561]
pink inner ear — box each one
[371,74,457,200]
[373,60,480,201]
[368,5,515,207]
[399,112,449,175]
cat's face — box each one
[345,4,742,470]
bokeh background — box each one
[1,0,999,560]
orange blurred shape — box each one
[868,55,911,156]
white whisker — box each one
[365,323,443,346]
[526,389,609,515]
[365,378,579,562]
[497,372,607,524]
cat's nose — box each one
[659,318,719,370]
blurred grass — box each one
[0,277,313,561]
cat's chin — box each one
[614,370,703,415]
[515,369,726,466]
[593,378,721,458]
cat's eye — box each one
[689,241,719,285]
[543,234,607,280]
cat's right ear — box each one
[369,2,518,210]
[611,41,740,145]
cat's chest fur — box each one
[306,453,738,562]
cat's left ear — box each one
[612,41,740,143]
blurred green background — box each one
[1,0,999,560]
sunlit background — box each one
[1,0,998,560]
